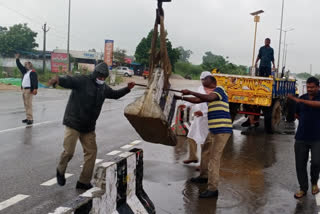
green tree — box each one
[113,48,127,65]
[134,30,180,71]
[201,51,227,71]
[296,72,312,80]
[0,24,38,57]
[177,46,193,62]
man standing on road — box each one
[288,77,320,199]
[16,54,38,125]
[242,38,276,134]
[182,71,211,166]
[175,75,232,198]
[48,62,135,190]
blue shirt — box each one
[208,86,233,134]
[258,46,274,68]
[295,91,320,142]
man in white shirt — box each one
[16,54,38,125]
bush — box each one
[174,61,203,80]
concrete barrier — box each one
[49,148,155,214]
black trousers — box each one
[295,141,320,191]
[259,66,271,77]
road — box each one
[0,80,319,214]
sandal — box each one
[312,185,319,195]
[294,190,306,199]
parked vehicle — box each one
[212,73,296,133]
[114,66,134,77]
[143,70,149,79]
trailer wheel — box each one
[264,100,282,134]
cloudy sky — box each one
[0,0,319,74]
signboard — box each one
[51,53,68,73]
[104,40,114,66]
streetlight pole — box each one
[67,0,71,72]
[250,10,264,76]
[280,28,294,69]
[277,0,285,75]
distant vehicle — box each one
[114,66,134,77]
[143,70,149,79]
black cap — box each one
[93,62,109,78]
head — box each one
[93,62,109,81]
[200,71,216,88]
[24,62,33,70]
[265,38,271,47]
[306,76,319,97]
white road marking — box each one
[80,159,103,168]
[40,173,73,186]
[106,150,121,156]
[48,206,72,214]
[121,144,134,149]
[80,187,102,198]
[0,120,59,134]
[0,194,30,211]
[130,140,141,145]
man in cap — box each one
[49,62,135,190]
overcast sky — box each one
[0,0,319,74]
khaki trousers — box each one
[187,138,198,161]
[200,132,231,191]
[22,89,33,120]
[57,126,97,184]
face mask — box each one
[96,79,105,85]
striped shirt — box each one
[208,86,233,134]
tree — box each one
[201,51,227,71]
[0,24,38,57]
[88,48,96,52]
[177,46,193,62]
[134,29,180,71]
[113,48,127,65]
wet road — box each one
[0,84,319,214]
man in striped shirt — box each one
[176,75,232,198]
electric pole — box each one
[67,0,71,72]
[42,23,50,73]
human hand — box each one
[127,82,135,90]
[178,104,186,110]
[32,89,38,95]
[181,89,192,95]
[15,53,20,59]
[48,76,59,87]
[194,111,203,117]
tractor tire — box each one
[264,100,282,134]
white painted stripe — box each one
[130,140,141,145]
[316,194,320,205]
[41,173,73,186]
[119,152,133,158]
[48,206,72,214]
[0,120,59,134]
[121,144,134,149]
[0,194,30,211]
[106,150,121,156]
[80,159,103,168]
[80,187,102,198]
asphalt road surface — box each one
[0,83,319,214]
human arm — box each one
[255,48,262,66]
[271,49,275,69]
[181,89,220,102]
[288,94,320,108]
[15,54,26,74]
[48,75,82,89]
[104,82,135,99]
[30,72,38,95]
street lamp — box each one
[250,10,264,76]
[277,0,285,75]
[280,28,294,69]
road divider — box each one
[49,148,155,214]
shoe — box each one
[56,169,66,186]
[26,120,33,125]
[241,126,255,135]
[312,185,319,195]
[241,119,250,127]
[183,159,198,164]
[294,190,306,199]
[189,176,208,184]
[199,190,219,198]
[22,119,28,123]
[76,181,93,190]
